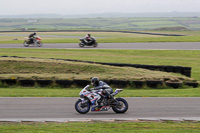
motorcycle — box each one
[23,36,43,47]
[75,85,128,114]
[79,38,98,47]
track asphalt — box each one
[0,97,200,122]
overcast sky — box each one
[1,0,200,15]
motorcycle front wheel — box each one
[75,99,90,114]
[36,41,43,47]
[79,43,84,47]
[112,98,128,113]
[93,42,98,47]
[23,41,30,47]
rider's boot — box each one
[108,94,115,104]
[95,99,102,110]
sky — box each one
[0,0,200,15]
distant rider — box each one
[29,32,36,43]
[90,77,114,109]
[84,34,95,44]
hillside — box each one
[0,17,200,31]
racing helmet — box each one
[91,77,99,87]
[33,32,36,35]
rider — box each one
[29,32,36,43]
[90,77,114,108]
[84,34,95,43]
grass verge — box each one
[0,121,200,133]
[0,86,200,97]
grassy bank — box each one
[0,121,200,133]
[0,49,199,81]
[0,57,193,83]
[0,87,200,97]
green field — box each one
[0,17,200,31]
[0,121,200,133]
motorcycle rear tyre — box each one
[75,99,90,114]
[112,98,128,113]
[79,43,84,47]
[23,41,30,47]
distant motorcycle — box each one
[23,36,43,47]
[75,85,128,114]
[79,38,98,47]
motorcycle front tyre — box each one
[36,41,43,47]
[79,43,85,47]
[112,98,128,113]
[23,41,30,47]
[75,99,90,114]
[93,42,98,47]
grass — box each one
[0,121,200,133]
[0,57,192,82]
[0,49,199,81]
[0,86,200,97]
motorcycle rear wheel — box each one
[79,43,84,47]
[75,99,90,114]
[23,41,30,47]
[112,98,128,113]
